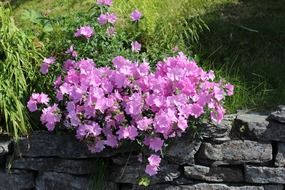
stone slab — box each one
[245,166,285,184]
[197,140,272,165]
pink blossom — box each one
[145,154,161,176]
[149,137,164,152]
[27,100,37,112]
[74,26,94,39]
[106,27,116,37]
[76,122,102,140]
[116,126,138,140]
[148,154,161,167]
[225,83,234,96]
[130,9,142,21]
[131,41,141,53]
[189,104,204,118]
[137,117,152,131]
[145,164,158,176]
[98,14,108,25]
[97,0,112,6]
[40,57,56,74]
[40,104,61,132]
[65,45,78,58]
[177,116,188,131]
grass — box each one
[0,5,42,138]
[7,0,285,113]
[194,0,285,111]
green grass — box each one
[194,0,285,111]
[0,5,42,138]
[8,0,285,113]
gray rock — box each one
[36,172,91,190]
[12,157,99,174]
[165,133,201,165]
[231,113,269,140]
[0,170,34,190]
[245,166,285,184]
[0,140,11,156]
[275,143,285,166]
[184,165,243,182]
[110,163,180,185]
[197,140,272,165]
[268,105,285,123]
[134,183,283,190]
[16,131,138,158]
[262,122,285,142]
[232,113,285,142]
[201,115,235,141]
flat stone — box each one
[232,113,285,142]
[36,172,91,190]
[245,166,285,184]
[184,165,243,182]
[197,140,272,165]
[231,113,269,140]
[201,115,235,141]
[12,157,99,174]
[0,139,11,156]
[134,183,283,190]
[110,163,180,185]
[268,105,285,123]
[0,170,34,190]
[16,131,138,158]
[165,130,201,165]
[276,143,285,166]
[262,122,285,142]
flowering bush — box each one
[28,0,233,177]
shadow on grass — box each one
[193,0,285,111]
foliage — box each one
[0,6,42,137]
[27,1,233,177]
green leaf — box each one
[138,177,150,187]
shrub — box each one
[0,6,42,138]
[27,1,233,176]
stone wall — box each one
[0,106,285,190]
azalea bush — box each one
[27,0,233,176]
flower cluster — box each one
[28,1,234,177]
[40,57,56,74]
[29,51,233,176]
[74,26,94,39]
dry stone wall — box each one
[1,106,285,190]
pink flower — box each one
[76,122,102,140]
[189,104,204,118]
[107,13,117,24]
[40,104,61,132]
[131,41,141,53]
[98,13,117,25]
[116,126,138,140]
[130,9,142,21]
[27,93,50,112]
[145,164,158,176]
[106,27,116,37]
[137,118,152,131]
[40,57,56,74]
[27,100,37,112]
[145,154,161,176]
[97,0,112,6]
[74,26,94,39]
[177,116,188,131]
[98,14,108,25]
[65,45,78,58]
[148,154,161,167]
[225,83,234,96]
[88,140,106,153]
[149,137,164,152]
